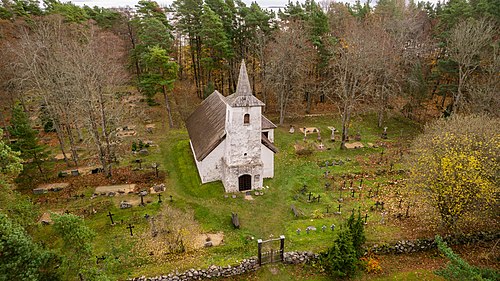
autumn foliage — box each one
[407,115,499,228]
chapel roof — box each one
[186,61,275,162]
[186,91,227,161]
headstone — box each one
[289,125,295,134]
[107,211,115,225]
[127,224,135,236]
[71,170,79,176]
[231,213,240,229]
[330,127,336,142]
[204,241,213,247]
[291,205,299,217]
[120,201,132,209]
[296,228,301,235]
[322,225,327,232]
[381,127,388,139]
[139,148,149,155]
[330,224,335,231]
[354,131,361,141]
[380,212,386,224]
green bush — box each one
[435,235,500,281]
[319,226,358,278]
[347,209,366,258]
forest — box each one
[0,0,499,280]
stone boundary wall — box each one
[129,252,317,281]
[369,231,499,255]
[129,231,498,281]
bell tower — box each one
[222,60,265,192]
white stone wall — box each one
[221,159,264,192]
[224,106,262,166]
[190,140,224,184]
[261,144,274,178]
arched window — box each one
[244,114,250,124]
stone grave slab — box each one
[299,127,320,135]
[344,142,364,149]
[34,182,69,194]
[95,184,136,194]
[194,232,224,249]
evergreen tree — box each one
[52,213,99,280]
[347,209,366,258]
[140,46,179,127]
[7,103,50,176]
[320,226,359,278]
[0,214,60,281]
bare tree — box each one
[464,39,500,117]
[10,16,126,176]
[265,21,315,125]
[446,18,496,114]
[324,23,375,149]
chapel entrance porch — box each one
[238,174,252,191]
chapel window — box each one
[244,114,250,124]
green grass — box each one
[33,113,423,279]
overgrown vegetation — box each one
[407,115,499,228]
[435,235,500,281]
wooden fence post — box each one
[280,235,285,262]
[257,239,263,266]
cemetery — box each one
[4,102,497,280]
[0,5,498,280]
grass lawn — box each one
[32,114,426,280]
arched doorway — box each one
[238,174,251,191]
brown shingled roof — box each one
[262,116,277,129]
[186,91,227,161]
[261,133,278,153]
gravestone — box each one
[354,131,361,141]
[120,201,132,209]
[329,127,336,142]
[231,212,240,229]
[381,127,388,139]
[289,125,295,134]
[291,205,300,218]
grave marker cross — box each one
[140,193,145,206]
[338,204,341,213]
[157,193,162,203]
[127,224,135,236]
[351,189,355,198]
[107,211,115,225]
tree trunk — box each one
[163,85,174,128]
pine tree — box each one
[320,226,358,278]
[7,103,50,176]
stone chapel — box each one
[186,60,277,193]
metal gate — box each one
[257,235,285,266]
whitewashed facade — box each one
[186,61,277,193]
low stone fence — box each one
[369,231,500,255]
[130,232,498,281]
[128,252,318,281]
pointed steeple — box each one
[235,60,251,96]
[225,59,264,107]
